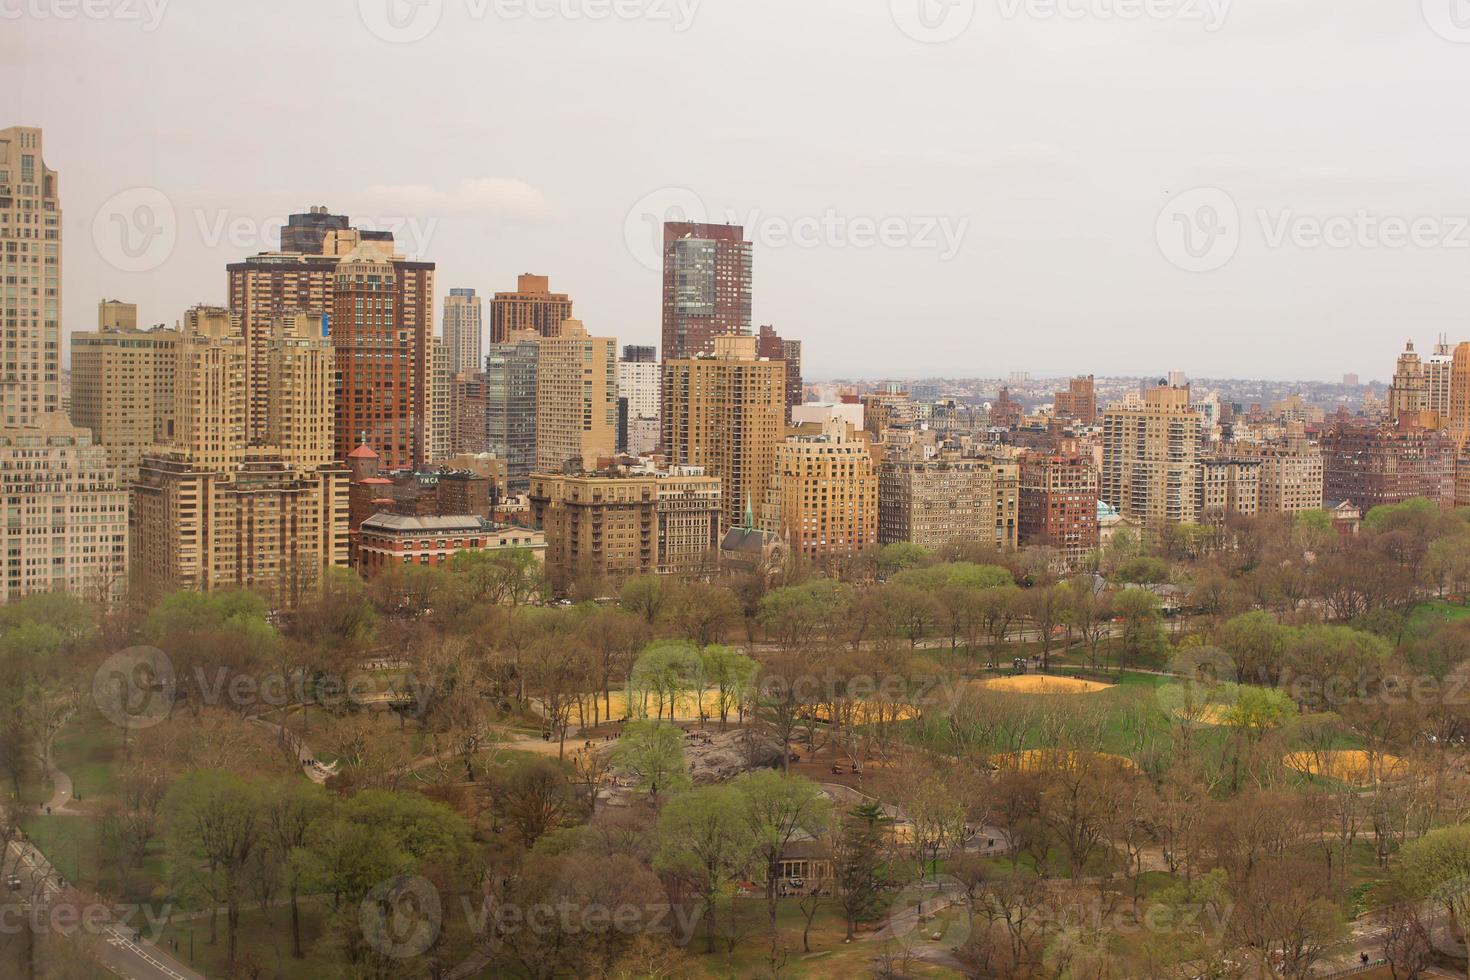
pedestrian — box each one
[44,805,50,815]
[1360,952,1369,966]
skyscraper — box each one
[663,335,785,530]
[330,250,436,471]
[1053,375,1097,425]
[489,273,573,343]
[1101,385,1202,529]
[0,127,62,426]
[617,345,660,455]
[534,319,617,474]
[757,325,803,420]
[661,222,752,360]
[767,416,877,563]
[443,287,483,376]
[484,334,539,489]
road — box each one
[4,832,205,980]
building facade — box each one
[662,335,786,530]
[757,325,803,420]
[442,287,482,376]
[767,417,877,563]
[0,127,62,427]
[617,346,661,455]
[1100,385,1202,530]
[534,319,618,474]
[70,322,179,483]
[661,222,753,360]
[1018,453,1098,564]
[878,453,1020,552]
[1320,421,1456,510]
[489,273,573,343]
[357,513,544,578]
[1053,376,1097,425]
[485,335,539,488]
[528,468,722,587]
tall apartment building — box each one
[484,334,539,489]
[1018,453,1098,564]
[528,468,722,587]
[1426,338,1455,420]
[443,287,482,376]
[265,312,336,471]
[0,127,62,427]
[226,208,432,451]
[534,319,617,474]
[1197,457,1261,522]
[767,417,877,563]
[430,338,451,464]
[0,414,128,603]
[1053,376,1097,425]
[489,273,573,343]
[878,452,1020,552]
[662,335,786,530]
[70,319,179,483]
[1389,342,1429,424]
[617,345,661,455]
[757,325,803,420]
[330,250,437,471]
[1228,429,1324,513]
[449,372,489,457]
[1101,385,1202,530]
[1320,421,1456,510]
[662,222,752,360]
[131,306,349,606]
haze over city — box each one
[10,0,1470,379]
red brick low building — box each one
[357,513,544,578]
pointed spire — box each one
[744,492,754,530]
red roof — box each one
[347,445,379,459]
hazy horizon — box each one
[9,0,1470,381]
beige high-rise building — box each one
[878,451,1019,552]
[1449,343,1470,446]
[98,299,137,330]
[265,312,336,471]
[70,322,179,483]
[131,305,348,607]
[0,127,62,427]
[534,318,617,474]
[490,274,573,343]
[430,337,451,464]
[663,335,786,530]
[1197,457,1261,522]
[766,416,877,562]
[174,306,248,472]
[1101,385,1202,530]
[442,287,482,376]
[1228,427,1323,514]
[0,414,128,603]
[528,467,722,587]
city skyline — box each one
[13,2,1470,381]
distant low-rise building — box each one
[357,513,544,578]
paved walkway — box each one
[35,765,74,815]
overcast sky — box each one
[7,0,1470,381]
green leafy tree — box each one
[611,720,690,801]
